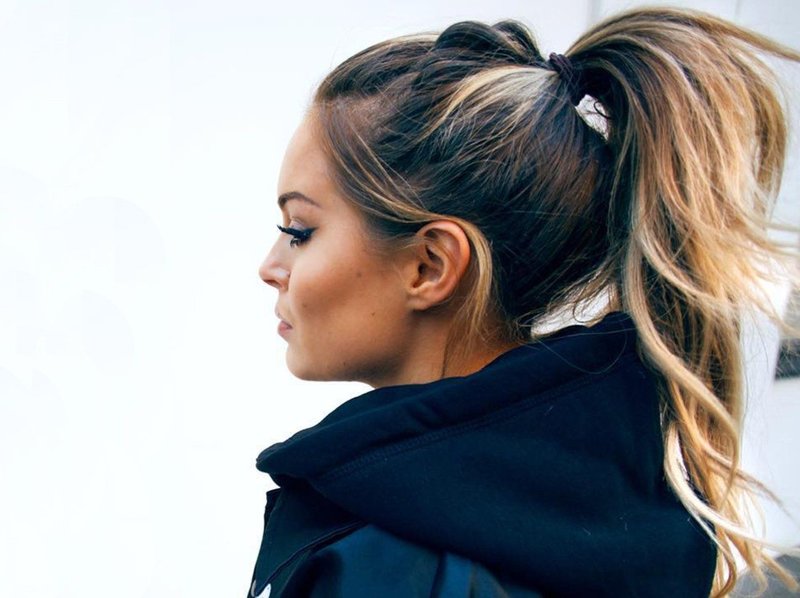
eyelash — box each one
[276,224,316,247]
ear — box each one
[404,220,471,311]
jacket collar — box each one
[257,311,637,482]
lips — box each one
[275,308,293,337]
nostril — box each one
[265,276,285,290]
[259,255,289,289]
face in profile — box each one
[259,115,420,386]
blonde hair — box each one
[312,8,800,595]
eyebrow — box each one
[278,191,321,209]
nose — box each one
[259,243,289,290]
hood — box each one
[256,312,715,596]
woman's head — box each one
[263,21,616,384]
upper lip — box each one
[275,308,291,326]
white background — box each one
[1,0,798,596]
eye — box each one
[276,224,316,247]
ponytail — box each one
[567,8,800,595]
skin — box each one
[259,113,515,388]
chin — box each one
[285,350,330,382]
[286,350,375,384]
[285,357,315,381]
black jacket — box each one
[247,312,716,597]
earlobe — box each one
[406,220,471,311]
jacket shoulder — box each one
[280,524,543,598]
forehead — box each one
[277,115,333,207]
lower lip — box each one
[278,321,292,337]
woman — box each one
[249,7,799,597]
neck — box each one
[363,322,522,388]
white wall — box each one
[1,1,797,596]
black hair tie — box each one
[548,52,584,106]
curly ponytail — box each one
[567,8,800,594]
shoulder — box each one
[277,524,543,598]
[247,484,540,597]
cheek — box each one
[291,260,364,327]
[290,260,407,361]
